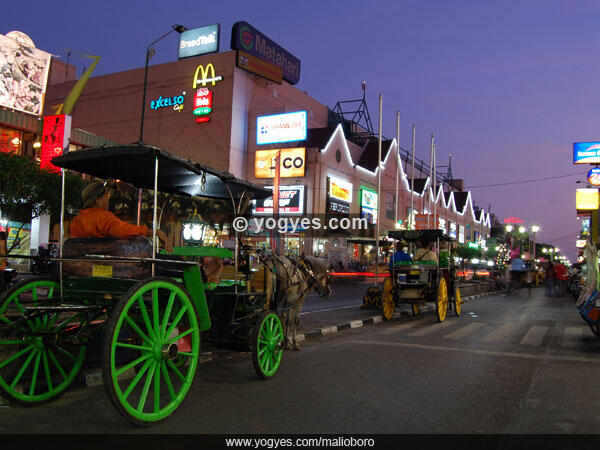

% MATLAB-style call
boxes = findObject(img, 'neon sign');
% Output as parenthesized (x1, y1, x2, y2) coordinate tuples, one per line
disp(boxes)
(40, 114, 71, 173)
(193, 63, 222, 88)
(588, 168, 600, 186)
(193, 88, 212, 116)
(150, 92, 186, 112)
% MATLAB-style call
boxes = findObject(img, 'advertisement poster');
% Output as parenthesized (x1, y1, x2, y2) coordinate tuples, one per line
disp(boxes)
(253, 185, 305, 215)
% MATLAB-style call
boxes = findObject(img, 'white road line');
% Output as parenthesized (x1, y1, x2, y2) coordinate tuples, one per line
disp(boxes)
(407, 321, 453, 337)
(380, 321, 421, 335)
(352, 340, 600, 364)
(562, 326, 585, 348)
(443, 322, 486, 339)
(482, 324, 516, 343)
(300, 305, 360, 315)
(519, 325, 549, 347)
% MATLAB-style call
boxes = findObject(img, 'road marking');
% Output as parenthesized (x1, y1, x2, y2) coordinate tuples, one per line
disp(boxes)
(482, 324, 516, 343)
(519, 325, 549, 346)
(300, 305, 360, 315)
(352, 340, 600, 364)
(443, 322, 486, 339)
(380, 321, 421, 335)
(407, 321, 453, 337)
(349, 320, 364, 329)
(562, 326, 585, 348)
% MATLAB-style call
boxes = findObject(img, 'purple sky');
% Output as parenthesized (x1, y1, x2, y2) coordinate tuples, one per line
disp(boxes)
(3, 0, 597, 260)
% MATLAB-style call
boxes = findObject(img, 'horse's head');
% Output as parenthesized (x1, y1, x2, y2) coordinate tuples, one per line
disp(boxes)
(303, 256, 332, 299)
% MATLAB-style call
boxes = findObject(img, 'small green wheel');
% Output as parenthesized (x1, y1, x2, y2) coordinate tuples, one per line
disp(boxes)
(453, 287, 462, 317)
(411, 302, 420, 316)
(436, 278, 448, 323)
(252, 311, 284, 379)
(381, 277, 395, 321)
(102, 278, 200, 426)
(0, 278, 86, 405)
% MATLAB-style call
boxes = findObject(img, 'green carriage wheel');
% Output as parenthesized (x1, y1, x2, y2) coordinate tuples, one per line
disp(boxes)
(102, 277, 200, 426)
(252, 312, 284, 380)
(0, 278, 86, 405)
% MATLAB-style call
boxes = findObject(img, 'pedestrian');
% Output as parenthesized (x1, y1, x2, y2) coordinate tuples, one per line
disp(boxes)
(553, 260, 567, 297)
(545, 261, 554, 297)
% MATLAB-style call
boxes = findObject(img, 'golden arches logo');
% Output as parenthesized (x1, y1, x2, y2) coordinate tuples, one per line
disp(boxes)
(193, 63, 223, 88)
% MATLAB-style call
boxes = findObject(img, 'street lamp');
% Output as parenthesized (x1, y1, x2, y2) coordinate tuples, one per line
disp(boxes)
(139, 24, 188, 144)
(531, 225, 539, 263)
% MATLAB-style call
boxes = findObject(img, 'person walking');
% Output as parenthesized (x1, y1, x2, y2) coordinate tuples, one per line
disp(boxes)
(545, 261, 554, 297)
(553, 260, 567, 297)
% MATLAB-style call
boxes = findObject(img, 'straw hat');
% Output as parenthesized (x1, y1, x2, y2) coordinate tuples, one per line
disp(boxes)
(81, 181, 106, 209)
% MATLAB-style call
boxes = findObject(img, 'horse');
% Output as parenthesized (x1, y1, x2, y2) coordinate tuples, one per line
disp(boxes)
(263, 254, 331, 350)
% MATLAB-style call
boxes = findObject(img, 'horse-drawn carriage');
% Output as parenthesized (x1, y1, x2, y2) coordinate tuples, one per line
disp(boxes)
(0, 144, 330, 426)
(381, 229, 461, 322)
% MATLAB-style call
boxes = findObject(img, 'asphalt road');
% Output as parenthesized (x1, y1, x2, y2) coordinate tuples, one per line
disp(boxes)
(1, 287, 598, 434)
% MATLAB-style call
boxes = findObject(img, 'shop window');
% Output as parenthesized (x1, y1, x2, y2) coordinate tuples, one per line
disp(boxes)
(0, 128, 21, 154)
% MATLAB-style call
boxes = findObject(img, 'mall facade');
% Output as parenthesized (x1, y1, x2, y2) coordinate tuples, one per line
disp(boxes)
(44, 45, 490, 264)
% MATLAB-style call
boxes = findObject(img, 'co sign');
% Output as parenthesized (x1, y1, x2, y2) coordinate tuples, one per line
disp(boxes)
(282, 156, 304, 169)
(587, 168, 600, 186)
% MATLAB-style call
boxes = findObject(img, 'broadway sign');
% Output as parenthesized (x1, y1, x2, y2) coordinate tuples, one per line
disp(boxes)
(231, 21, 301, 84)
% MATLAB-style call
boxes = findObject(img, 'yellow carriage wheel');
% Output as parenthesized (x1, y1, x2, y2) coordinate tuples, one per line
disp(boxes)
(381, 277, 395, 321)
(411, 303, 420, 316)
(436, 278, 448, 323)
(454, 287, 462, 317)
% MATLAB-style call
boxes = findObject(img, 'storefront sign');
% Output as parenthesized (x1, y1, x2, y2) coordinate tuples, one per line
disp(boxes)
(256, 111, 307, 145)
(329, 177, 352, 203)
(236, 50, 283, 84)
(193, 88, 212, 116)
(360, 189, 378, 224)
(0, 32, 51, 116)
(150, 92, 186, 111)
(253, 185, 305, 215)
(179, 24, 220, 59)
(40, 114, 71, 173)
(449, 222, 457, 239)
(574, 142, 600, 164)
(192, 63, 223, 88)
(327, 198, 350, 215)
(576, 188, 599, 210)
(231, 21, 301, 84)
(503, 217, 524, 224)
(587, 168, 600, 186)
(458, 225, 465, 244)
(255, 148, 305, 178)
(438, 217, 447, 234)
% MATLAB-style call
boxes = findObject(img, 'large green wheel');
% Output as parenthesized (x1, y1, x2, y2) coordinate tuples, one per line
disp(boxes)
(102, 278, 200, 426)
(0, 278, 86, 405)
(436, 278, 448, 323)
(381, 277, 395, 321)
(252, 312, 284, 379)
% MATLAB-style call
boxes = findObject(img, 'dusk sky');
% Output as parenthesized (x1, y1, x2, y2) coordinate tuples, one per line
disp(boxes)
(3, 0, 597, 259)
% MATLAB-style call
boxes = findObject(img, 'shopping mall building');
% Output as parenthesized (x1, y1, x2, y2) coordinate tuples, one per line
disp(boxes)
(3, 25, 491, 264)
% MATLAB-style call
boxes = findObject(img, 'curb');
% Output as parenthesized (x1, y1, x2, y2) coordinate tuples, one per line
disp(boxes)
(296, 290, 503, 343)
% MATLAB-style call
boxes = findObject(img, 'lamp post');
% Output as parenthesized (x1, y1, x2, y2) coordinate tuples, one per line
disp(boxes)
(139, 24, 187, 144)
(531, 225, 539, 264)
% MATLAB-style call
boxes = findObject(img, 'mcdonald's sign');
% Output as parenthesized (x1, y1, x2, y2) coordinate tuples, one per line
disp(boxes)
(192, 63, 223, 88)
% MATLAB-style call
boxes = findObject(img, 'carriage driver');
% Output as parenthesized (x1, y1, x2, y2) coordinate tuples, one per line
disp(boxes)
(70, 181, 171, 252)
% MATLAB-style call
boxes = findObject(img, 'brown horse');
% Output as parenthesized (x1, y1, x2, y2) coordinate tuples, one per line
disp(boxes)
(263, 255, 331, 350)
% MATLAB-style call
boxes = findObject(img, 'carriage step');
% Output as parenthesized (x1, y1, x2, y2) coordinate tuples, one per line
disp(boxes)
(24, 304, 103, 311)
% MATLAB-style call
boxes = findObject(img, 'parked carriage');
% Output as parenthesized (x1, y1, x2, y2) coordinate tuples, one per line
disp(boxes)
(0, 144, 326, 426)
(381, 229, 462, 322)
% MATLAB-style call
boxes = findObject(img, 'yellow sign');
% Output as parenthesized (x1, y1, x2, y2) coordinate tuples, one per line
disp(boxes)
(92, 264, 113, 278)
(329, 177, 352, 203)
(255, 148, 305, 178)
(193, 63, 223, 88)
(576, 188, 599, 210)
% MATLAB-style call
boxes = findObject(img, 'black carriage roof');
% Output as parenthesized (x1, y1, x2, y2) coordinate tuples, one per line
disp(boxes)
(52, 144, 271, 200)
(388, 229, 455, 243)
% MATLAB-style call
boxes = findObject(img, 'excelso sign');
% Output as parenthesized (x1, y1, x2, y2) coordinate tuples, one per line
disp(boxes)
(231, 21, 301, 84)
(257, 111, 307, 145)
(179, 24, 220, 59)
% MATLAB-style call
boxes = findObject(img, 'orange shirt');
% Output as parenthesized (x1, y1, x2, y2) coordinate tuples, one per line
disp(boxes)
(70, 208, 148, 239)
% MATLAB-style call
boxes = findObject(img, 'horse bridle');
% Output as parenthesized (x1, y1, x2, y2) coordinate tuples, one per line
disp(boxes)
(298, 256, 330, 296)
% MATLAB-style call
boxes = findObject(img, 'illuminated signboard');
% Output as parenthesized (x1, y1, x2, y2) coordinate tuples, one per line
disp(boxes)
(231, 21, 301, 84)
(588, 168, 600, 186)
(449, 222, 457, 239)
(458, 225, 465, 244)
(178, 24, 220, 59)
(256, 111, 307, 145)
(255, 148, 305, 178)
(193, 63, 223, 88)
(236, 49, 283, 84)
(0, 32, 51, 116)
(574, 142, 600, 164)
(329, 177, 352, 203)
(150, 91, 186, 112)
(252, 185, 305, 215)
(191, 63, 222, 124)
(193, 88, 212, 116)
(503, 217, 524, 224)
(438, 217, 447, 234)
(576, 239, 587, 248)
(360, 189, 378, 224)
(41, 114, 71, 173)
(576, 188, 599, 210)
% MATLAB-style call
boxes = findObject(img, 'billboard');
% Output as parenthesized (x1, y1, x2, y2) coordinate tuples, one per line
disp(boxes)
(360, 189, 378, 224)
(231, 21, 301, 84)
(329, 177, 352, 203)
(574, 142, 600, 164)
(588, 168, 600, 186)
(0, 32, 51, 116)
(252, 185, 305, 215)
(255, 148, 305, 178)
(236, 50, 283, 84)
(256, 111, 307, 145)
(576, 188, 599, 211)
(178, 24, 220, 59)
